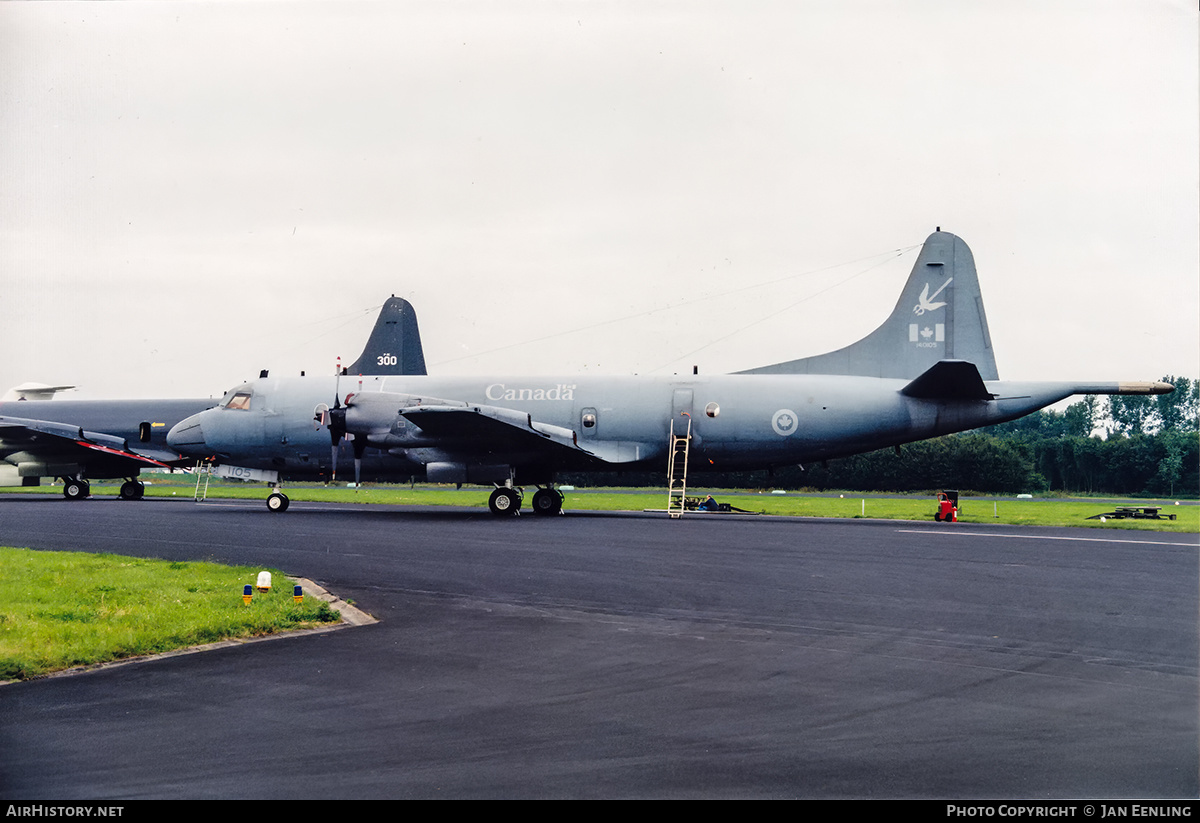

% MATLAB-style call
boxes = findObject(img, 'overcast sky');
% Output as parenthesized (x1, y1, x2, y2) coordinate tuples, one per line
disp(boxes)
(2, 0, 1196, 400)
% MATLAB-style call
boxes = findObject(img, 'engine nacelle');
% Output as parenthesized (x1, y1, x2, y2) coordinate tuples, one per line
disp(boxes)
(425, 461, 511, 485)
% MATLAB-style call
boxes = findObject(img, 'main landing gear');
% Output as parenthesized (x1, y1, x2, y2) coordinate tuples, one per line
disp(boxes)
(531, 487, 564, 516)
(119, 480, 145, 500)
(487, 485, 564, 517)
(60, 477, 90, 500)
(57, 477, 145, 501)
(488, 486, 522, 515)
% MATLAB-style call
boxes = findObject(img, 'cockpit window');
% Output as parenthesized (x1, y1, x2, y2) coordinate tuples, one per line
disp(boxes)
(219, 383, 255, 410)
(224, 392, 252, 410)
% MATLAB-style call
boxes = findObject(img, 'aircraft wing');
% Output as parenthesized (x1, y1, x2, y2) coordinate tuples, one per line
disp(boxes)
(398, 404, 586, 453)
(400, 405, 660, 465)
(0, 414, 180, 471)
(345, 393, 658, 465)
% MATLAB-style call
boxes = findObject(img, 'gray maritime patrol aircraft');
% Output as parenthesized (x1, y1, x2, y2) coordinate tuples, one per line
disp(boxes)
(0, 297, 424, 500)
(166, 231, 1172, 516)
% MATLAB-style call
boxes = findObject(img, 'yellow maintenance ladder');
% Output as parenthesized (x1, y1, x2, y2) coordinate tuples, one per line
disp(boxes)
(666, 415, 691, 518)
(193, 460, 213, 501)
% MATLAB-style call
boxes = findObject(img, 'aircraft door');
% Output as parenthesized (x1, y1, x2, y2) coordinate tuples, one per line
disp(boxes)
(264, 412, 284, 448)
(671, 389, 693, 432)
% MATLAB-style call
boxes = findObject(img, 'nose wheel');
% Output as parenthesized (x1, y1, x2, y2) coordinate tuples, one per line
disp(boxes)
(267, 491, 290, 513)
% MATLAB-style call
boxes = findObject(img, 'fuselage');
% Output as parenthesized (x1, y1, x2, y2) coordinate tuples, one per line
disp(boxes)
(166, 372, 1080, 483)
(0, 398, 214, 446)
(0, 398, 216, 479)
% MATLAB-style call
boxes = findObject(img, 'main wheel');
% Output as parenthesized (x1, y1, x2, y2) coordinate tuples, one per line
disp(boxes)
(119, 480, 145, 500)
(267, 492, 290, 513)
(488, 487, 520, 516)
(531, 488, 564, 516)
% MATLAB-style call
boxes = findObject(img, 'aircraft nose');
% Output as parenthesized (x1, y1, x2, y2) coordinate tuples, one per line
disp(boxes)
(167, 415, 207, 454)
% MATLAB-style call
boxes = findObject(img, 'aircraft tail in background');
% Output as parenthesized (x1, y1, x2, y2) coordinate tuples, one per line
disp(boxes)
(345, 296, 428, 376)
(1, 383, 76, 402)
(739, 231, 998, 381)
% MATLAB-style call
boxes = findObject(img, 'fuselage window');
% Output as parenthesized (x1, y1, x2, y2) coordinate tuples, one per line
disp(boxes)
(705, 402, 720, 418)
(582, 412, 596, 429)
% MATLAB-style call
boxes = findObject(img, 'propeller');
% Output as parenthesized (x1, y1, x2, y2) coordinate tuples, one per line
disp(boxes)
(328, 401, 347, 480)
(327, 400, 367, 487)
(313, 356, 362, 486)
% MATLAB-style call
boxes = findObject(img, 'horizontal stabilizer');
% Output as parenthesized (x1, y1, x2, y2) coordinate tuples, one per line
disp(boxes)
(1, 383, 76, 402)
(902, 360, 994, 401)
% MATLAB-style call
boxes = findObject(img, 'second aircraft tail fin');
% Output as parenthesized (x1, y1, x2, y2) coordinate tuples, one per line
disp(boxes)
(345, 296, 428, 376)
(738, 231, 999, 380)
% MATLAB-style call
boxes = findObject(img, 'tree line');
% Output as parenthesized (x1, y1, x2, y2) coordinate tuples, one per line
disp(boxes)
(561, 376, 1199, 497)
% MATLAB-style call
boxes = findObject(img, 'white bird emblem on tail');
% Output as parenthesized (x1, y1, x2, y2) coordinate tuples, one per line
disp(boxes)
(914, 278, 953, 315)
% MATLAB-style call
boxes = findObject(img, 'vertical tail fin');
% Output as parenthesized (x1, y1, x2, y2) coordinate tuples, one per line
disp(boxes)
(345, 296, 428, 376)
(738, 231, 998, 380)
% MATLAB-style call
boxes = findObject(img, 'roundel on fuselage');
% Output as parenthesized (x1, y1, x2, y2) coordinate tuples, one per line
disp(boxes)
(771, 409, 798, 437)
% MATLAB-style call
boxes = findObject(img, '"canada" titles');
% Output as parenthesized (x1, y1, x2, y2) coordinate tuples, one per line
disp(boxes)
(485, 383, 576, 402)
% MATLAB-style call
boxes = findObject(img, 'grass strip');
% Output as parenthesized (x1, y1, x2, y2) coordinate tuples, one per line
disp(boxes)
(0, 547, 340, 681)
